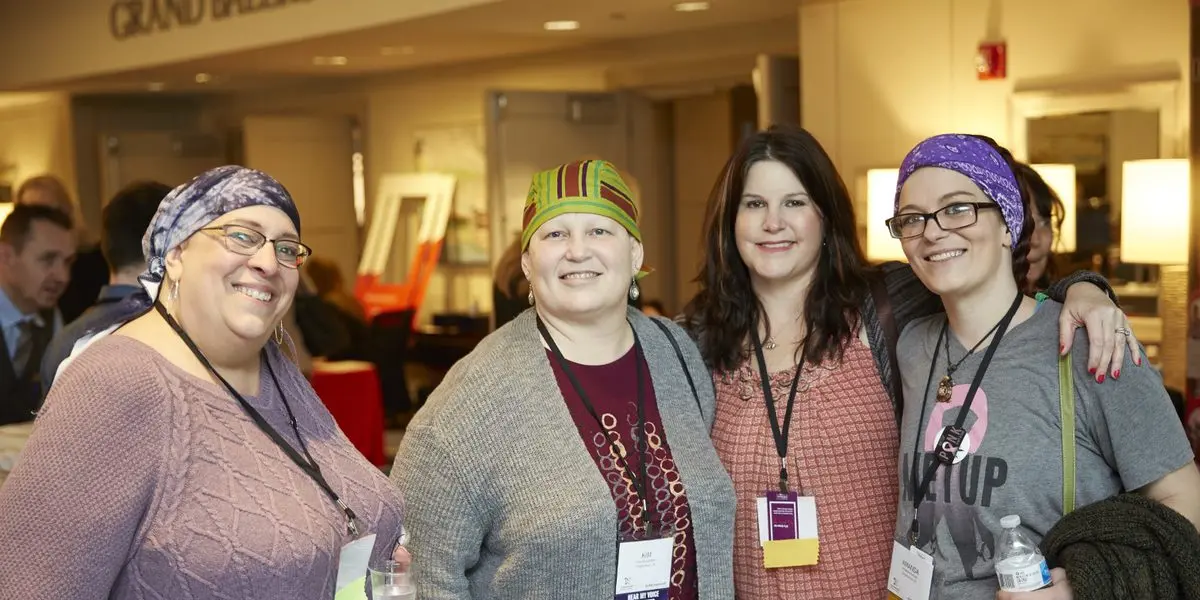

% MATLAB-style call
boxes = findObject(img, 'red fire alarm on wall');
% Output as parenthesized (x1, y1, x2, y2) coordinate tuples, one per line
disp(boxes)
(976, 42, 1007, 80)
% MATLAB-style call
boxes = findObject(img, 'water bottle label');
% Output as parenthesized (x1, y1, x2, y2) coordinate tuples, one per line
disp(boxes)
(995, 558, 1052, 592)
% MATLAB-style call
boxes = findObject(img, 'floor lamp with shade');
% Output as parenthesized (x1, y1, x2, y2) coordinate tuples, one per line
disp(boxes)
(1121, 158, 1190, 391)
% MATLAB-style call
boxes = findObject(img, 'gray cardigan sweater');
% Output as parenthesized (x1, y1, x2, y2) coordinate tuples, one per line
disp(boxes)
(391, 308, 736, 599)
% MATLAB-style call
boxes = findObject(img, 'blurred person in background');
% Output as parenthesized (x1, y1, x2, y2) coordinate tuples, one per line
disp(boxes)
(491, 235, 529, 330)
(40, 180, 171, 397)
(16, 175, 107, 324)
(0, 204, 74, 425)
(1014, 163, 1066, 293)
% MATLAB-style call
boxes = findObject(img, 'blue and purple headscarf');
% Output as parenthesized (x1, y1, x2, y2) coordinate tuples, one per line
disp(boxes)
(894, 134, 1024, 247)
(76, 165, 301, 342)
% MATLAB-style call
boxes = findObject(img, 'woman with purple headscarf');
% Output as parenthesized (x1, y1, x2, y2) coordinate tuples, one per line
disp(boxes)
(0, 166, 406, 599)
(887, 135, 1200, 600)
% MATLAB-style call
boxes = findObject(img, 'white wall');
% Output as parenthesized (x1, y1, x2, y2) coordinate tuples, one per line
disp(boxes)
(800, 0, 1189, 217)
(673, 91, 734, 304)
(0, 93, 76, 209)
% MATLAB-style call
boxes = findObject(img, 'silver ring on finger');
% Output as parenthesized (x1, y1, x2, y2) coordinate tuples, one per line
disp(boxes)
(1115, 326, 1132, 337)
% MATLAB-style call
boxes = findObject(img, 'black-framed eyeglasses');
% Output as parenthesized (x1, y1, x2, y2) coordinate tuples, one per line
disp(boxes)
(199, 224, 312, 268)
(885, 202, 999, 240)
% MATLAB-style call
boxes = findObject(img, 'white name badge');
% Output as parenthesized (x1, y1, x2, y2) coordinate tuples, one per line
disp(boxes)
(614, 537, 673, 600)
(334, 534, 377, 600)
(886, 541, 933, 600)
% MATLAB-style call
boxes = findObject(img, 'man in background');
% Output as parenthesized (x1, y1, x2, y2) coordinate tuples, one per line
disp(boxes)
(40, 180, 170, 399)
(0, 204, 74, 425)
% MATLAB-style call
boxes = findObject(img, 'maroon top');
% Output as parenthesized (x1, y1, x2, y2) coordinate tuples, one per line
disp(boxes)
(548, 346, 698, 600)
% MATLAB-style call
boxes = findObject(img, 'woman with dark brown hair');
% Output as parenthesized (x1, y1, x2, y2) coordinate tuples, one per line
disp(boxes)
(679, 125, 1136, 598)
(1013, 162, 1067, 293)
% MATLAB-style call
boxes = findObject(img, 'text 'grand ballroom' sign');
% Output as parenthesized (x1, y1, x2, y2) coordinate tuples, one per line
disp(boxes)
(110, 0, 314, 40)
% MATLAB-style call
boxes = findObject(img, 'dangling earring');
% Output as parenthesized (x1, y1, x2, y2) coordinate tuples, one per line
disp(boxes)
(527, 284, 535, 306)
(274, 322, 284, 345)
(169, 280, 179, 303)
(628, 278, 640, 302)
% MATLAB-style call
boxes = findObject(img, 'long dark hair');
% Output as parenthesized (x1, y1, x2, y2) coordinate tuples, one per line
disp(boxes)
(1013, 162, 1063, 289)
(966, 135, 1035, 291)
(681, 125, 869, 373)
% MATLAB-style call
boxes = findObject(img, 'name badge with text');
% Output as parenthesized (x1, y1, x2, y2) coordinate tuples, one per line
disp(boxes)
(614, 537, 673, 600)
(756, 491, 819, 568)
(886, 541, 933, 600)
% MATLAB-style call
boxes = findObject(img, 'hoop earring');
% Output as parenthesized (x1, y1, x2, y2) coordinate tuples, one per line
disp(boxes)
(628, 278, 640, 302)
(169, 280, 179, 303)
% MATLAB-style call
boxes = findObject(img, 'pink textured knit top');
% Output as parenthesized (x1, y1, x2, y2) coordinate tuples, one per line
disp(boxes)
(710, 338, 898, 599)
(0, 335, 405, 599)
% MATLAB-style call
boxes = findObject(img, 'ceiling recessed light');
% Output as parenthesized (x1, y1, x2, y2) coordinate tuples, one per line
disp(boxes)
(543, 20, 579, 31)
(381, 46, 415, 56)
(147, 82, 166, 92)
(194, 73, 212, 83)
(673, 1, 710, 11)
(313, 56, 348, 66)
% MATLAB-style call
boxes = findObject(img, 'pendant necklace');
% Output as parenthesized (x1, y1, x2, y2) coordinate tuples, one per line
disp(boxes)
(937, 318, 1005, 402)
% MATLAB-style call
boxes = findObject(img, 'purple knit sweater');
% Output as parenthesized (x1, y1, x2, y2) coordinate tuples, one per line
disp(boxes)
(0, 335, 404, 599)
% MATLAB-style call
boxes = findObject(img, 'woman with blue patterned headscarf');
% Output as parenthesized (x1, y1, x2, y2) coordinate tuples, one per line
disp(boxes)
(0, 166, 407, 600)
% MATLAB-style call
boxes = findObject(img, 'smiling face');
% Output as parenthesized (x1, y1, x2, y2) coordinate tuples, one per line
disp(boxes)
(733, 159, 824, 291)
(165, 205, 300, 344)
(521, 212, 643, 322)
(896, 167, 1012, 299)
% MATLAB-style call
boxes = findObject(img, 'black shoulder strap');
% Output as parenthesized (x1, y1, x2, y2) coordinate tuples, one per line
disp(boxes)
(650, 318, 704, 420)
(868, 271, 904, 427)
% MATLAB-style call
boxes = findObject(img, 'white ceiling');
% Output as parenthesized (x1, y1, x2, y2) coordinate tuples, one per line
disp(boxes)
(48, 0, 801, 93)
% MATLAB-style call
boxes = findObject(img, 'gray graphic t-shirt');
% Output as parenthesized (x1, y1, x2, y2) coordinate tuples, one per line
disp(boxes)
(894, 300, 1193, 600)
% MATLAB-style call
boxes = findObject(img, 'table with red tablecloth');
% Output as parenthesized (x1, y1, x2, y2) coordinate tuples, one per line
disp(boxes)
(310, 360, 386, 467)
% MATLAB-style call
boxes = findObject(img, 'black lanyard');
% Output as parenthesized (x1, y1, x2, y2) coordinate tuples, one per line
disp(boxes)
(908, 291, 1023, 544)
(749, 329, 804, 493)
(536, 315, 657, 537)
(154, 302, 361, 537)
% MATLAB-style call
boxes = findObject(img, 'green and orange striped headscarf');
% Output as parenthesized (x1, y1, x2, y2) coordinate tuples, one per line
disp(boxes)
(521, 159, 641, 251)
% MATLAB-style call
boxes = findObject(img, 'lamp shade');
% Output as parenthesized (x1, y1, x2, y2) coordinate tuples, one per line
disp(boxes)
(865, 168, 906, 262)
(1120, 158, 1189, 265)
(0, 203, 11, 226)
(1030, 164, 1077, 253)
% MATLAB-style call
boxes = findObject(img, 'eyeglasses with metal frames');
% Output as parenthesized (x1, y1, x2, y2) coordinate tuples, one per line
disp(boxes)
(199, 224, 312, 268)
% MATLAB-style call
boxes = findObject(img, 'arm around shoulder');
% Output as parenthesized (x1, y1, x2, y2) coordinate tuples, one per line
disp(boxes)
(0, 347, 172, 597)
(391, 423, 486, 600)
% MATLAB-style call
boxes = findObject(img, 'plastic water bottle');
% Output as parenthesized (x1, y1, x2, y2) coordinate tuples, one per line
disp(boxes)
(994, 515, 1052, 592)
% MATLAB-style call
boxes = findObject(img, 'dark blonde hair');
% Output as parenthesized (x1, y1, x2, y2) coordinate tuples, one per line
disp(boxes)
(493, 235, 529, 299)
(16, 174, 88, 242)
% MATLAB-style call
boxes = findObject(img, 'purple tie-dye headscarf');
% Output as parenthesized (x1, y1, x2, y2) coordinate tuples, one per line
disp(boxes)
(894, 134, 1024, 247)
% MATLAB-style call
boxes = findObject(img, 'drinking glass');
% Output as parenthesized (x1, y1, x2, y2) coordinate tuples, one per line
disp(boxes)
(369, 560, 414, 600)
